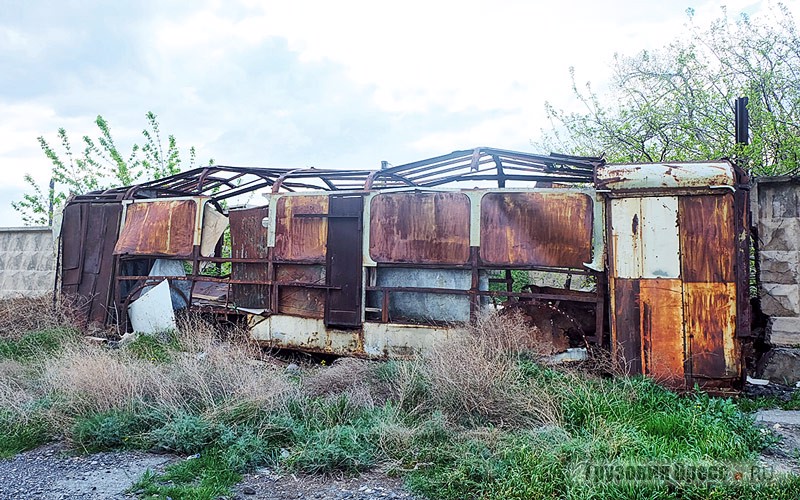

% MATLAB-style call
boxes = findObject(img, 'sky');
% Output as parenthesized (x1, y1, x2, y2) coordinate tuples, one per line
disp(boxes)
(0, 0, 790, 225)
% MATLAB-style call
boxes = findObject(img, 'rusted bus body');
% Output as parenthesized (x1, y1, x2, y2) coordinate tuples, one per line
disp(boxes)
(598, 161, 750, 389)
(56, 148, 750, 390)
(249, 186, 605, 356)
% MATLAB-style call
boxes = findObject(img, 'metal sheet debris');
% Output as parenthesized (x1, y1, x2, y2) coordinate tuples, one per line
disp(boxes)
(128, 279, 176, 333)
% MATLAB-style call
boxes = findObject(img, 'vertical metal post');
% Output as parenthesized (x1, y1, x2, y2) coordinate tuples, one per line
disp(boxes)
(735, 97, 749, 146)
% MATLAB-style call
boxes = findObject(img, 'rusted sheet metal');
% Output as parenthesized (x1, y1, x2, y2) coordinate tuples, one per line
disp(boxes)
(61, 201, 123, 327)
(325, 194, 364, 327)
(276, 265, 325, 318)
(276, 264, 326, 283)
(610, 197, 680, 279)
(612, 278, 642, 374)
(230, 207, 269, 309)
(684, 282, 739, 380)
(679, 195, 735, 283)
(114, 200, 196, 257)
(596, 161, 735, 191)
(369, 192, 470, 264)
(479, 192, 592, 268)
(273, 195, 328, 262)
(279, 287, 325, 318)
(640, 279, 685, 383)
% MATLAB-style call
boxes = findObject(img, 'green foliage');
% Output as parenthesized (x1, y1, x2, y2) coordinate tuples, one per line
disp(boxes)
(488, 270, 532, 301)
(0, 409, 51, 459)
(737, 392, 800, 412)
(130, 451, 241, 500)
(124, 331, 179, 363)
(151, 413, 218, 455)
(1, 326, 795, 499)
(0, 328, 76, 362)
(72, 409, 153, 452)
(14, 112, 209, 226)
(541, 3, 800, 176)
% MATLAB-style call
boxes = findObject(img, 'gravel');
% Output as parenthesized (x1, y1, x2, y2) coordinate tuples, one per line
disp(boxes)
(0, 442, 174, 500)
(234, 469, 420, 500)
(0, 443, 421, 500)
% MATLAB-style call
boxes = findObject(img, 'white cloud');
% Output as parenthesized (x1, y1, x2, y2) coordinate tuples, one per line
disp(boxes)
(0, 0, 794, 227)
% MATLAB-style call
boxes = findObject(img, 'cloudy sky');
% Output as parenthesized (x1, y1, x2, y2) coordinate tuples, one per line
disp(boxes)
(0, 0, 788, 225)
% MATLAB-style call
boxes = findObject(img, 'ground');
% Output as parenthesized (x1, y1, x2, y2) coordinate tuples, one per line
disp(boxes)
(0, 442, 419, 500)
(2, 408, 799, 500)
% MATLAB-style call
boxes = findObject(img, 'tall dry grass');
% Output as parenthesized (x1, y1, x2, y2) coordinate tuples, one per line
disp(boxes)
(0, 296, 78, 339)
(393, 310, 563, 428)
(11, 314, 296, 437)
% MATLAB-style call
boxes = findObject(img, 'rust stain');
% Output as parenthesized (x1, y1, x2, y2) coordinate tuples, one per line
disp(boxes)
(480, 192, 592, 267)
(276, 265, 326, 318)
(612, 278, 642, 374)
(369, 192, 470, 264)
(679, 195, 735, 282)
(684, 282, 738, 380)
(230, 207, 270, 308)
(274, 196, 328, 262)
(113, 200, 196, 257)
(639, 279, 685, 383)
(279, 287, 326, 318)
(275, 264, 326, 283)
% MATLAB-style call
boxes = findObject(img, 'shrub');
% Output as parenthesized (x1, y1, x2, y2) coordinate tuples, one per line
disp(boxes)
(72, 409, 152, 452)
(151, 413, 218, 455)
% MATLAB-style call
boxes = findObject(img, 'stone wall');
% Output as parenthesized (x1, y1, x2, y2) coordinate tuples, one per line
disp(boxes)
(755, 178, 800, 347)
(0, 227, 55, 299)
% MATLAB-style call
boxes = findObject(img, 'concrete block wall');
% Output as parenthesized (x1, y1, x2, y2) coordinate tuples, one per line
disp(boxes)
(755, 179, 800, 347)
(0, 227, 55, 299)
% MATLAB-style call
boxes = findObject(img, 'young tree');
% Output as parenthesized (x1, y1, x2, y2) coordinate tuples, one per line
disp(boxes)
(13, 112, 202, 225)
(540, 2, 800, 176)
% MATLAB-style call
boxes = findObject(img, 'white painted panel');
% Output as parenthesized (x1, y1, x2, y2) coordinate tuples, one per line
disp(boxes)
(128, 279, 176, 333)
(610, 198, 642, 278)
(596, 161, 735, 190)
(640, 196, 681, 278)
(611, 196, 681, 279)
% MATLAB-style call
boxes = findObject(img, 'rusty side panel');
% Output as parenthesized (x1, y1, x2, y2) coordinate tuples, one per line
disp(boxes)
(113, 200, 196, 257)
(679, 195, 735, 283)
(480, 192, 592, 268)
(612, 278, 642, 374)
(684, 282, 739, 380)
(276, 265, 325, 318)
(61, 202, 123, 327)
(61, 203, 86, 289)
(278, 287, 325, 318)
(230, 207, 269, 309)
(369, 192, 470, 264)
(274, 196, 328, 262)
(640, 279, 685, 383)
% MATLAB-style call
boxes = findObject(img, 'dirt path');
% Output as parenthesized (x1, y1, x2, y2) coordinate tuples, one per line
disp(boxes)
(756, 409, 800, 475)
(0, 442, 419, 500)
(0, 442, 174, 499)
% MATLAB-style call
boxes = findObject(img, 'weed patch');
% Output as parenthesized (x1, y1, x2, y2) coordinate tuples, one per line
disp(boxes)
(0, 310, 797, 499)
(0, 328, 76, 362)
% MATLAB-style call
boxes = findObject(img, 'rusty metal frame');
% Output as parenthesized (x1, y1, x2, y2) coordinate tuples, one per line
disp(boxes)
(64, 148, 608, 337)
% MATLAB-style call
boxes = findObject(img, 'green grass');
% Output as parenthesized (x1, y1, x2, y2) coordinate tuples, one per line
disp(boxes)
(46, 367, 800, 499)
(124, 331, 180, 363)
(72, 409, 155, 453)
(736, 392, 800, 412)
(0, 409, 51, 459)
(0, 328, 76, 362)
(1, 324, 797, 500)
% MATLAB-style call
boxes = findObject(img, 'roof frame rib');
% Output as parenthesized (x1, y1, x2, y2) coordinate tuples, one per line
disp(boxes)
(69, 148, 605, 203)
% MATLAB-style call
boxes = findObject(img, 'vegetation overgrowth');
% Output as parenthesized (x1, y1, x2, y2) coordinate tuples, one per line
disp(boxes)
(0, 298, 797, 499)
